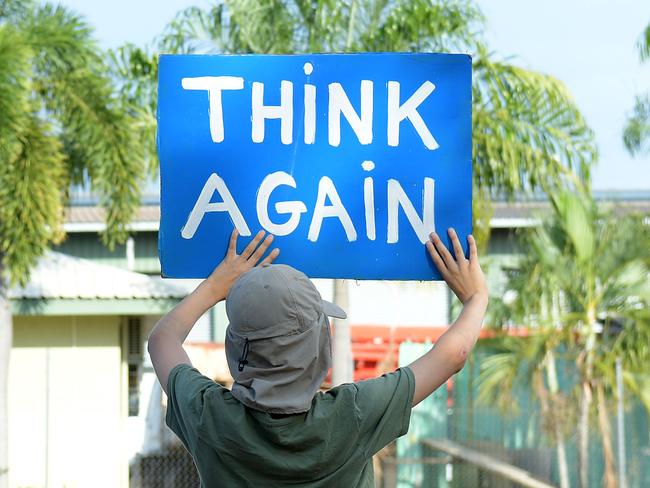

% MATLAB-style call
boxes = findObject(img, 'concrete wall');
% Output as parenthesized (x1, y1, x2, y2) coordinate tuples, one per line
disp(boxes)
(9, 315, 127, 488)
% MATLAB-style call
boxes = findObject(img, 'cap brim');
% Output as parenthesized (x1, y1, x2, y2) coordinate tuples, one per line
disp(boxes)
(322, 300, 347, 319)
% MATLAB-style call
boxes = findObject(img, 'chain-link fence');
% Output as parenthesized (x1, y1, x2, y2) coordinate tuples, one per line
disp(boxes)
(391, 342, 650, 488)
(131, 446, 200, 488)
(378, 451, 553, 488)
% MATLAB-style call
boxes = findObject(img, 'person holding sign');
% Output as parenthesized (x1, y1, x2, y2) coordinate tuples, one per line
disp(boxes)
(147, 227, 487, 487)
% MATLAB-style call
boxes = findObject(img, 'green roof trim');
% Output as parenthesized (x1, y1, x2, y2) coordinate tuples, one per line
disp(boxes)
(12, 298, 181, 316)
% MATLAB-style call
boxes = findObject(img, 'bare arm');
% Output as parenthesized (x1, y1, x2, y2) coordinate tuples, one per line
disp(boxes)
(148, 229, 279, 394)
(408, 229, 488, 406)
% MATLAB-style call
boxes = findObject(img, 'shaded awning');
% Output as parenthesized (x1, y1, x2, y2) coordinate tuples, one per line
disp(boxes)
(10, 251, 193, 316)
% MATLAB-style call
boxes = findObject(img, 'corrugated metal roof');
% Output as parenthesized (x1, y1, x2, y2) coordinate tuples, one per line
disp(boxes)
(10, 251, 191, 300)
(65, 205, 160, 224)
(491, 199, 650, 219)
(63, 196, 650, 232)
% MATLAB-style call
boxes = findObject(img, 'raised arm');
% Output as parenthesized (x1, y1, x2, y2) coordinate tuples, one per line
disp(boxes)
(408, 229, 488, 406)
(148, 229, 279, 394)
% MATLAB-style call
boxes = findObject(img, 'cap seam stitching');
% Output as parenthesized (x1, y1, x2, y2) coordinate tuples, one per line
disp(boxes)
(276, 267, 304, 330)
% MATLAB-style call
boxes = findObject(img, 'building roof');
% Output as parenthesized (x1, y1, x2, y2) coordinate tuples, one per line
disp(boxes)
(64, 206, 160, 232)
(64, 190, 650, 232)
(490, 197, 650, 228)
(10, 251, 191, 300)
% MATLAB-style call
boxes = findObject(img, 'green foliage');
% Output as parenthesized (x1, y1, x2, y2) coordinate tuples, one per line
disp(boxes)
(471, 185, 493, 254)
(0, 24, 30, 159)
(476, 338, 529, 410)
(489, 188, 650, 413)
(351, 0, 482, 52)
(111, 0, 597, 209)
(156, 0, 482, 54)
(477, 333, 561, 406)
(623, 95, 650, 156)
(507, 192, 649, 326)
(0, 113, 67, 284)
(108, 44, 159, 175)
(0, 1, 145, 285)
(481, 189, 650, 474)
(549, 190, 595, 264)
(473, 55, 595, 196)
(623, 22, 650, 156)
(0, 0, 32, 21)
(639, 21, 650, 62)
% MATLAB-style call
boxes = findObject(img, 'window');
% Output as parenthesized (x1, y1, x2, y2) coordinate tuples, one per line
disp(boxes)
(127, 317, 143, 417)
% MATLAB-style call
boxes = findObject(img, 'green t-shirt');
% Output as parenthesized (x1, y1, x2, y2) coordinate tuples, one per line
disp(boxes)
(166, 363, 415, 487)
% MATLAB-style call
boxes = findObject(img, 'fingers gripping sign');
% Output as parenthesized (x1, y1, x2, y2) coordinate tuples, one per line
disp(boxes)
(425, 228, 487, 304)
(204, 229, 281, 300)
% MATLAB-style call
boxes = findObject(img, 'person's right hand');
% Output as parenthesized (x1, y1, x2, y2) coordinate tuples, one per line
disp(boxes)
(426, 228, 487, 304)
(203, 229, 280, 302)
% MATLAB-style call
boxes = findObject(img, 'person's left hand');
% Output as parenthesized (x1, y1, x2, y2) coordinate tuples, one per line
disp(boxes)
(203, 229, 280, 301)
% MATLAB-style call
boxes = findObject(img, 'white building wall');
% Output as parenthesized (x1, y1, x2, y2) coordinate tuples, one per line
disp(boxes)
(314, 279, 450, 327)
(9, 316, 125, 488)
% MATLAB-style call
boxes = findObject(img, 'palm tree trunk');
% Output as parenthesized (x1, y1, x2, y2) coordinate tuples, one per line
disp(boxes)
(0, 257, 11, 488)
(596, 383, 617, 488)
(546, 350, 570, 488)
(579, 306, 597, 488)
(331, 279, 352, 386)
(579, 380, 592, 488)
(555, 426, 571, 488)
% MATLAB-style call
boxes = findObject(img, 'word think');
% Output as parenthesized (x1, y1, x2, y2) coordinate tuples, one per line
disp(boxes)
(182, 63, 439, 149)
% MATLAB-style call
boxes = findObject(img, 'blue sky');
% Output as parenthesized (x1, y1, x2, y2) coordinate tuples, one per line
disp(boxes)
(58, 0, 650, 191)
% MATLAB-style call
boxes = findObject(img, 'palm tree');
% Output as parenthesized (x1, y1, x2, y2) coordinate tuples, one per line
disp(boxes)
(109, 42, 159, 176)
(0, 2, 145, 486)
(483, 188, 650, 488)
(623, 22, 650, 156)
(477, 332, 574, 488)
(125, 0, 597, 200)
(110, 0, 597, 384)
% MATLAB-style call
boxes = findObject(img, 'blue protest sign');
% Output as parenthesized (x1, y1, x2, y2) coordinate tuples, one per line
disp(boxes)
(158, 53, 472, 280)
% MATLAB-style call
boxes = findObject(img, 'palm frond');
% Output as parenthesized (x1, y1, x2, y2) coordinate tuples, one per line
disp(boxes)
(354, 0, 483, 52)
(109, 43, 158, 103)
(0, 0, 33, 21)
(226, 0, 296, 53)
(292, 0, 351, 52)
(107, 44, 159, 174)
(20, 3, 97, 68)
(157, 5, 226, 54)
(22, 3, 145, 247)
(623, 94, 650, 156)
(0, 111, 67, 286)
(639, 21, 650, 62)
(473, 55, 596, 196)
(0, 24, 30, 151)
(609, 310, 650, 374)
(476, 349, 520, 408)
(476, 334, 552, 410)
(549, 190, 595, 264)
(623, 370, 650, 415)
(159, 1, 296, 54)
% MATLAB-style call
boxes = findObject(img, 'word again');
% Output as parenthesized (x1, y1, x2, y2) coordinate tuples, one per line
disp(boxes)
(181, 168, 436, 244)
(182, 63, 439, 150)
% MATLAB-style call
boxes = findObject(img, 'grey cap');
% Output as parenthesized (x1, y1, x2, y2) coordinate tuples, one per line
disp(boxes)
(224, 264, 346, 414)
